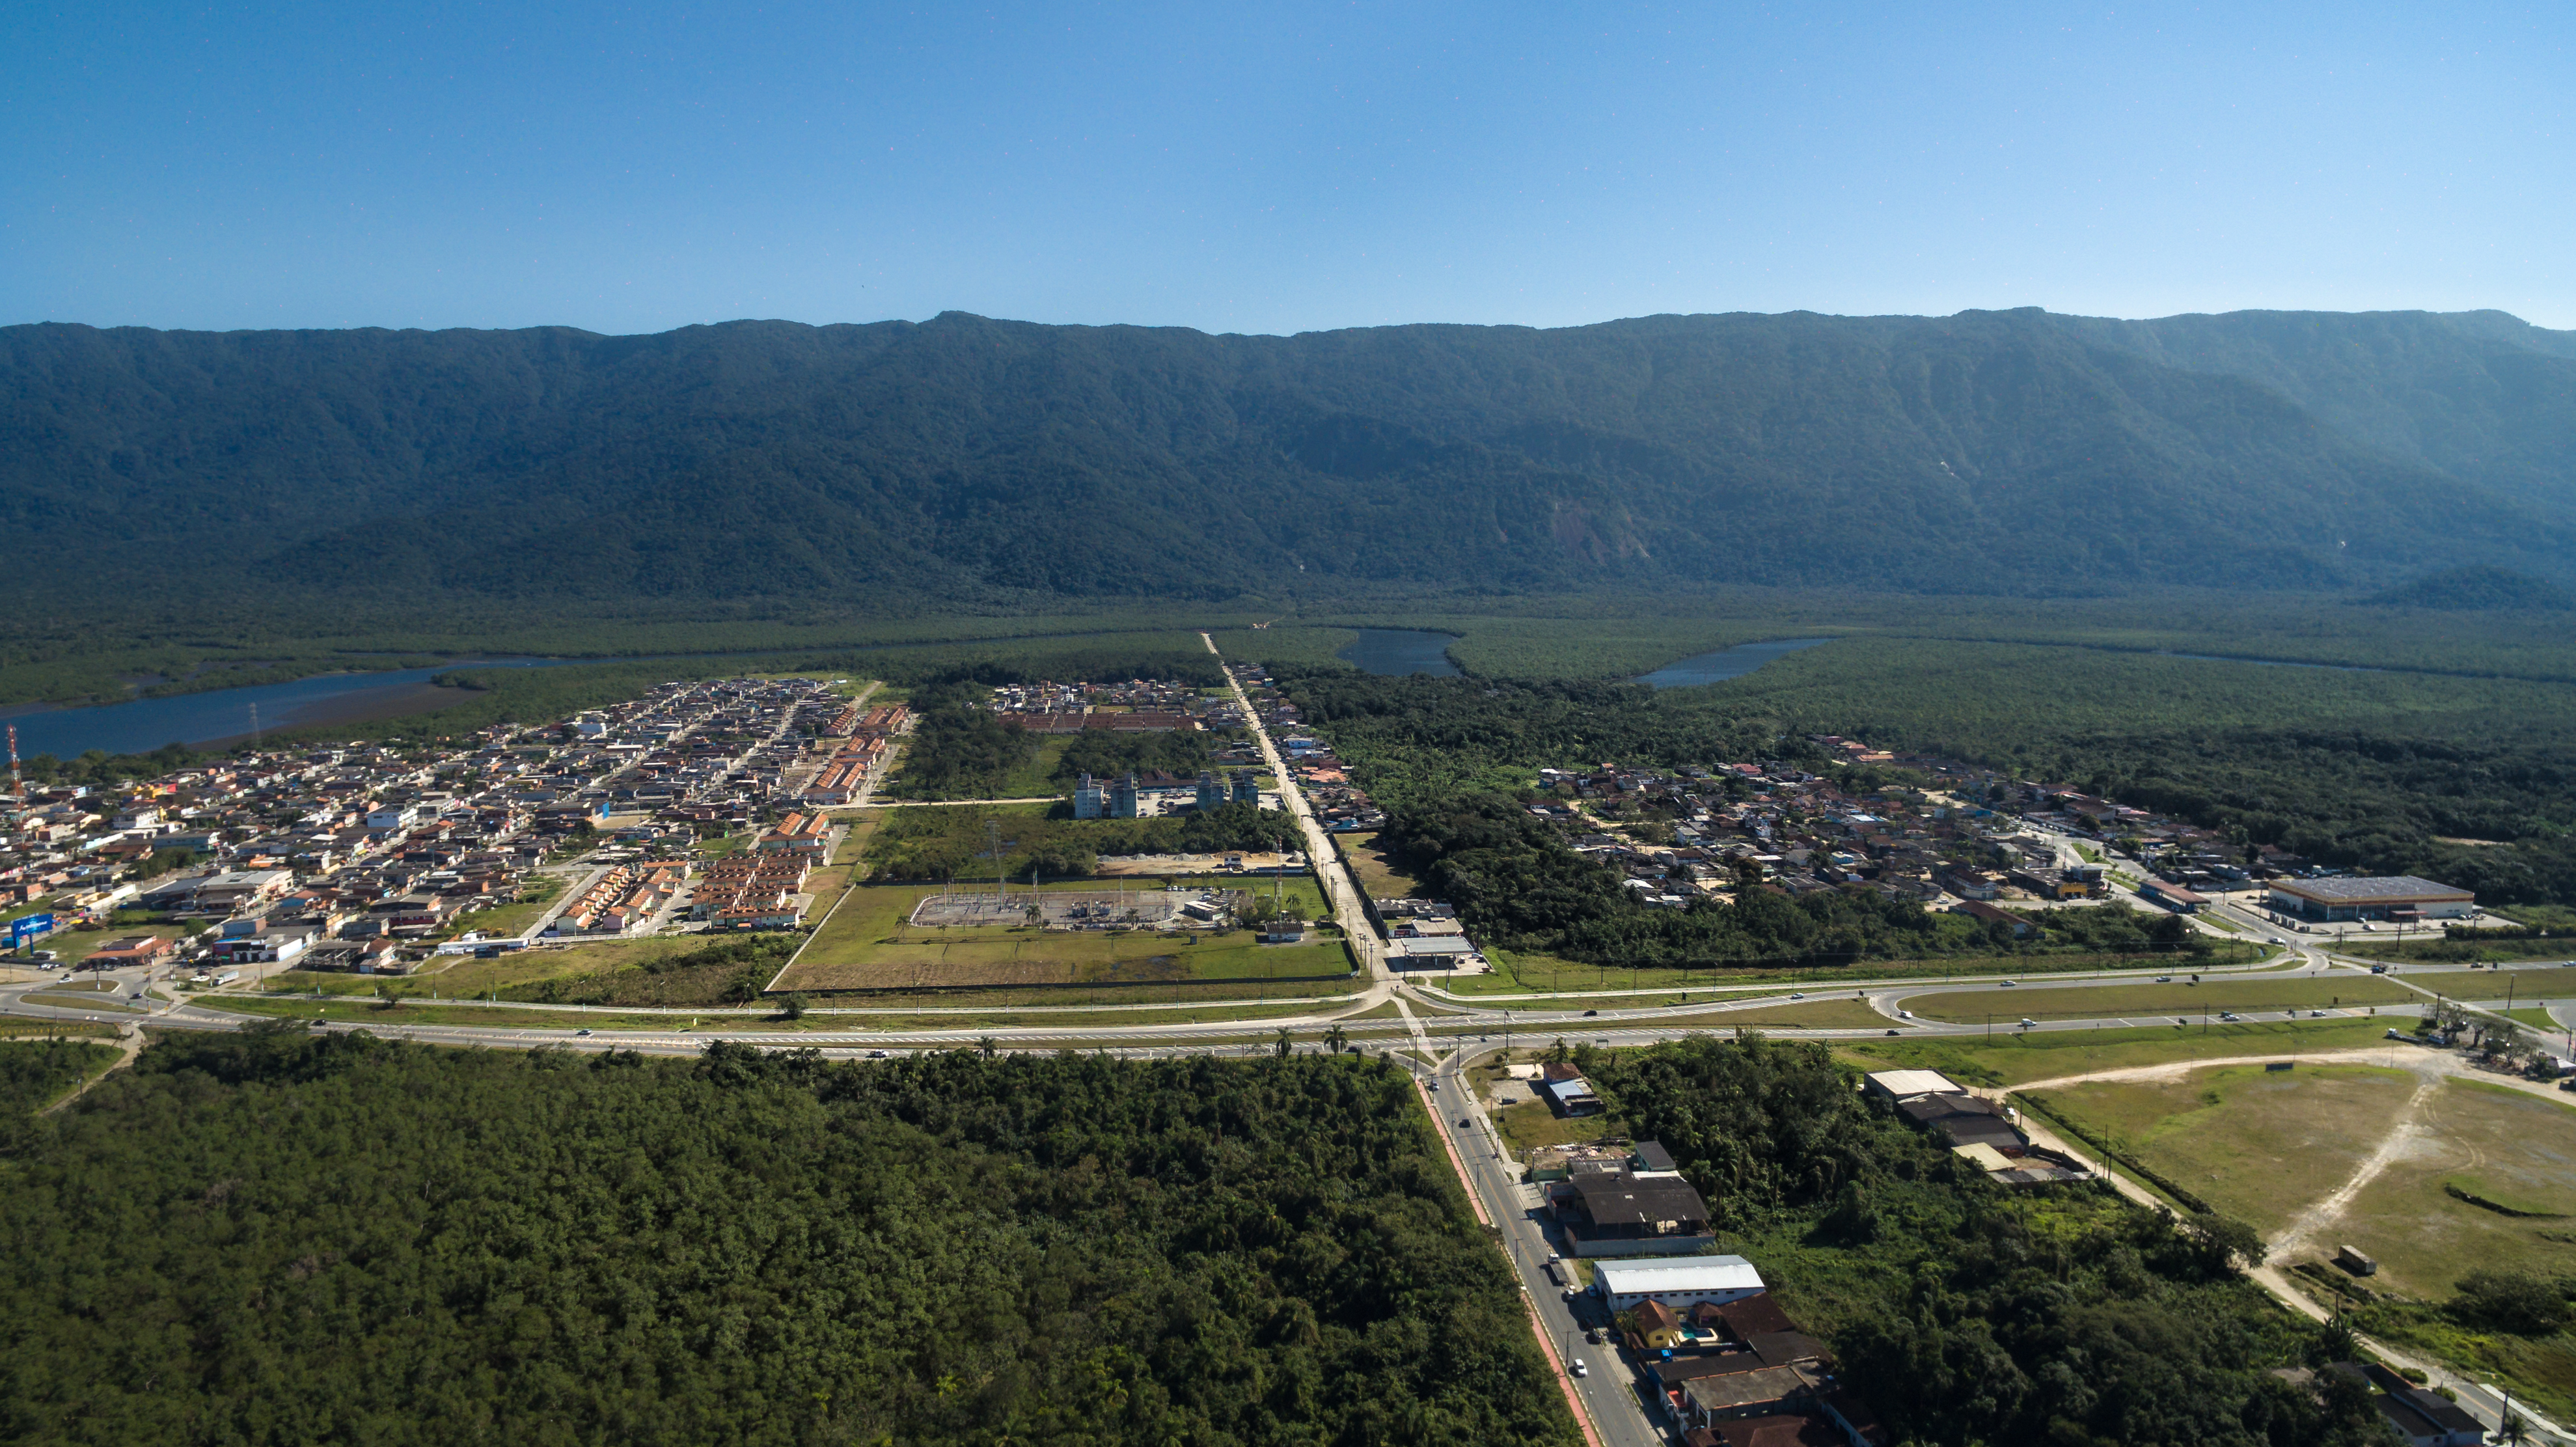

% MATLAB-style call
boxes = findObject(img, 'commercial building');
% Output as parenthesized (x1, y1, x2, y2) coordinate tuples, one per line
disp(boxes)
(1073, 773, 1105, 820)
(1552, 1169, 1717, 1257)
(2267, 875, 2474, 922)
(1593, 1254, 1768, 1314)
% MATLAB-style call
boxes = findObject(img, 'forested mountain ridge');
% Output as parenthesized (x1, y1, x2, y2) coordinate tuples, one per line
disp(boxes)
(6, 307, 2572, 611)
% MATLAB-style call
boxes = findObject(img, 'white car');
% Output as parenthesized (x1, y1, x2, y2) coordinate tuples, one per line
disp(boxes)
(1571, 1359, 1589, 1377)
(1897, 1009, 1913, 1019)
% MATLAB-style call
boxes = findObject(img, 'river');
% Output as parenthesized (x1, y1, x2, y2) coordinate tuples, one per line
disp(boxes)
(1633, 637, 1837, 688)
(1, 657, 644, 760)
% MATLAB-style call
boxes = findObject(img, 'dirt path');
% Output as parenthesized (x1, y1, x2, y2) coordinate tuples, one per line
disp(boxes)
(2007, 1042, 2576, 1443)
(39, 1025, 147, 1116)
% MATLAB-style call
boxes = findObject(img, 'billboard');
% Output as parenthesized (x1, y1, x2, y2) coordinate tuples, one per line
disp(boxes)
(8, 913, 55, 944)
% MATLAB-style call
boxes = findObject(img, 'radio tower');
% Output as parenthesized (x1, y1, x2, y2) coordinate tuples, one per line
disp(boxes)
(6, 723, 20, 795)
(248, 702, 262, 750)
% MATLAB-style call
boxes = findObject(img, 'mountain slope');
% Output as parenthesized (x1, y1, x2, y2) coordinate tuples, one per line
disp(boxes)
(3, 307, 2569, 611)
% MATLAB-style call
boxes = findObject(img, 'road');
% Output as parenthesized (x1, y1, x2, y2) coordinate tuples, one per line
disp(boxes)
(1208, 633, 1385, 980)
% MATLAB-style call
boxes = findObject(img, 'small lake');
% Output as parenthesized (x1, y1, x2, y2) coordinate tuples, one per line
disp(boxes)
(2, 657, 645, 760)
(1634, 637, 1836, 689)
(1337, 630, 1462, 678)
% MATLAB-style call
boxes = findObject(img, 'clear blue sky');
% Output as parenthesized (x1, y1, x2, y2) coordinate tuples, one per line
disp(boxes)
(6, 2, 2569, 335)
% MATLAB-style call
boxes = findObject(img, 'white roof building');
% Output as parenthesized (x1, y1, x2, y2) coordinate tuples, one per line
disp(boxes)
(1863, 1069, 1962, 1103)
(1591, 1254, 1766, 1312)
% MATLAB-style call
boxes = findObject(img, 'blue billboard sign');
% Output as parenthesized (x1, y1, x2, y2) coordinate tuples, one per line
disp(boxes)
(8, 913, 55, 944)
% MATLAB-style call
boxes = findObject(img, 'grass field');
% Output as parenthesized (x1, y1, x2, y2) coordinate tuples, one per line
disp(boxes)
(1896, 975, 2418, 1024)
(1450, 946, 2254, 997)
(1339, 833, 1423, 901)
(2422, 965, 2576, 1001)
(1493, 1097, 1624, 1156)
(459, 874, 566, 937)
(2307, 1077, 2576, 1422)
(2030, 1064, 2418, 1231)
(0, 1019, 120, 1040)
(774, 877, 1352, 993)
(266, 937, 701, 999)
(1833, 1017, 2402, 1088)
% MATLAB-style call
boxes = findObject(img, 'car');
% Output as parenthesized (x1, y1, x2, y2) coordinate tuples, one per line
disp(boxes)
(1585, 1327, 1602, 1344)
(1885, 1028, 1901, 1036)
(1581, 1009, 1598, 1017)
(2561, 1079, 2576, 1093)
(2369, 964, 2388, 974)
(2309, 1009, 2329, 1017)
(2270, 936, 2289, 945)
(2019, 1017, 2037, 1028)
(1571, 1359, 1589, 1378)
(1897, 1008, 1913, 1019)
(867, 1049, 888, 1058)
(2219, 1012, 2242, 1022)
(573, 1027, 593, 1036)
(2156, 975, 2173, 984)
(1788, 991, 1805, 1000)
(2001, 979, 2018, 987)
(1458, 1118, 1471, 1127)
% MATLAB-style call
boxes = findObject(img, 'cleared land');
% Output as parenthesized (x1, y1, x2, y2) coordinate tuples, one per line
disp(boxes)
(2030, 1064, 2419, 1231)
(2333, 1079, 2576, 1299)
(774, 877, 1351, 993)
(1339, 833, 1423, 900)
(1898, 974, 2417, 1024)
(1835, 1017, 2402, 1088)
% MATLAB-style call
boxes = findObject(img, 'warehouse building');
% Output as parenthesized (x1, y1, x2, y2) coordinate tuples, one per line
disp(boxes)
(2266, 875, 2474, 923)
(1592, 1254, 1768, 1314)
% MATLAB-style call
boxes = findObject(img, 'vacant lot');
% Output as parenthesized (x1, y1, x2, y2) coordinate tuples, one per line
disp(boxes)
(1447, 946, 2251, 998)
(2425, 965, 2576, 1001)
(1339, 833, 1424, 901)
(2033, 1064, 2418, 1230)
(1835, 1016, 2401, 1088)
(1897, 974, 2416, 1024)
(2334, 1079, 2576, 1299)
(774, 877, 1350, 993)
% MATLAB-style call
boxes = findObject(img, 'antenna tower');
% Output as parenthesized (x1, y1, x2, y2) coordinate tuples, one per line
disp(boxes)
(6, 724, 19, 795)
(248, 702, 263, 750)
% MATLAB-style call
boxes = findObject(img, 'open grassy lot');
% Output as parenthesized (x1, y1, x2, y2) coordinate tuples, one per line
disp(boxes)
(2317, 1079, 2576, 1421)
(1494, 1097, 1623, 1156)
(1896, 974, 2417, 1023)
(0, 1019, 120, 1041)
(1835, 1016, 2402, 1088)
(832, 812, 884, 866)
(775, 877, 1351, 993)
(1449, 945, 2258, 998)
(1338, 832, 1423, 901)
(457, 874, 566, 937)
(2029, 1064, 2418, 1230)
(35, 922, 194, 966)
(2422, 964, 2576, 1000)
(266, 937, 700, 999)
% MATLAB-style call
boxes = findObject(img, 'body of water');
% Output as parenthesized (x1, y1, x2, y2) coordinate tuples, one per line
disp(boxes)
(2, 657, 642, 760)
(1336, 629, 1462, 677)
(1634, 637, 1837, 688)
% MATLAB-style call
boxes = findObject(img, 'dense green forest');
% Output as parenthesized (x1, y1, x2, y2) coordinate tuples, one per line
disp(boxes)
(864, 803, 1302, 882)
(0, 1027, 1574, 1447)
(1590, 1034, 2385, 1447)
(8, 309, 2574, 630)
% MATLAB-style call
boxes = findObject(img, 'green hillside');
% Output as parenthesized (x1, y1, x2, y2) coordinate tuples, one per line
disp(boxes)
(5, 308, 2573, 618)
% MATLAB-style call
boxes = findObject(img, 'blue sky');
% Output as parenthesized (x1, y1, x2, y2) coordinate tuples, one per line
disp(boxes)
(5, 2, 2568, 335)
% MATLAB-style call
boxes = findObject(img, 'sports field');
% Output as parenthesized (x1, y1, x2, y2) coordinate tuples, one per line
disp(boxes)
(773, 877, 1352, 992)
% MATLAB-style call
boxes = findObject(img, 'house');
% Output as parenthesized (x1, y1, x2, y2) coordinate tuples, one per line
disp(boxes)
(2372, 1388, 2484, 1447)
(86, 935, 174, 967)
(1953, 899, 2033, 936)
(1541, 1072, 1604, 1116)
(1632, 1299, 1688, 1351)
(1861, 1069, 1962, 1105)
(1554, 1170, 1718, 1257)
(1675, 1364, 1822, 1430)
(1894, 1092, 2026, 1154)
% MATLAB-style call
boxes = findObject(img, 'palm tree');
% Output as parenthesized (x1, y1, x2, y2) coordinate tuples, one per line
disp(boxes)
(978, 1035, 997, 1060)
(1274, 1027, 1293, 1059)
(1324, 1024, 1349, 1054)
